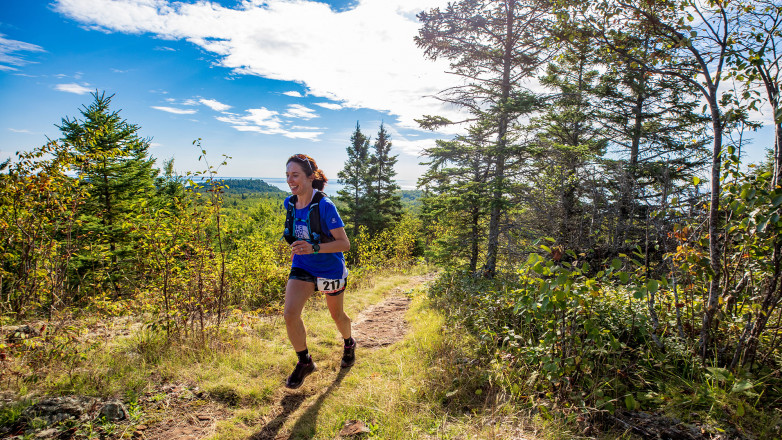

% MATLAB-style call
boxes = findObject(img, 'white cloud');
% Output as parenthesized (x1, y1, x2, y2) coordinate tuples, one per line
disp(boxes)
(283, 104, 318, 120)
(283, 131, 323, 140)
(0, 34, 45, 71)
(394, 137, 436, 155)
(200, 98, 231, 112)
(55, 83, 92, 94)
(8, 128, 32, 134)
(291, 125, 323, 130)
(52, 0, 459, 131)
(152, 106, 197, 114)
(216, 107, 324, 140)
(218, 107, 283, 132)
(283, 91, 303, 97)
(314, 102, 342, 110)
(181, 98, 199, 106)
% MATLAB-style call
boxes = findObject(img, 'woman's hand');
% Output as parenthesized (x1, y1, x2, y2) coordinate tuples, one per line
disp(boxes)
(290, 228, 350, 257)
(290, 240, 313, 255)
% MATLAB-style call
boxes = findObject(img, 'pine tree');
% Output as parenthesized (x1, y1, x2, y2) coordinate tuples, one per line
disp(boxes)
(58, 91, 157, 294)
(419, 122, 494, 272)
(416, 0, 552, 277)
(366, 123, 402, 234)
(337, 122, 373, 237)
(530, 36, 607, 251)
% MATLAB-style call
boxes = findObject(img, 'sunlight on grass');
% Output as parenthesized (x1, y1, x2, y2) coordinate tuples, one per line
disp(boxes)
(3, 267, 552, 440)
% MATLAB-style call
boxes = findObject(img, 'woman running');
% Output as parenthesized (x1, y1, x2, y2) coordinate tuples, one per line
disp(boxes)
(282, 154, 355, 389)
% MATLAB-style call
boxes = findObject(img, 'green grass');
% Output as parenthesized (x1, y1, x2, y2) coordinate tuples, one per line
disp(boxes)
(1, 265, 557, 439)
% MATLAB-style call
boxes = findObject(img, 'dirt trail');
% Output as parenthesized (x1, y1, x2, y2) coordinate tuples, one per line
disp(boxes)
(351, 273, 436, 349)
(248, 273, 437, 440)
(141, 273, 437, 440)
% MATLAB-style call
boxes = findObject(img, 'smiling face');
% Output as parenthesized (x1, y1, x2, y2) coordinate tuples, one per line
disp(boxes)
(286, 161, 314, 197)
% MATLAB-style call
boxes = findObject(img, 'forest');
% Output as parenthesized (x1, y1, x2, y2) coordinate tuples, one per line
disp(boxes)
(2, 0, 782, 439)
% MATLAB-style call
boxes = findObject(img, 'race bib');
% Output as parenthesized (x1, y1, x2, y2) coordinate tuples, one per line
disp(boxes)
(317, 277, 347, 294)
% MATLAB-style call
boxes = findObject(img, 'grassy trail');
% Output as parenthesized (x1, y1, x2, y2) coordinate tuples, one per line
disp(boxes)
(243, 271, 439, 440)
(192, 268, 537, 440)
(4, 268, 542, 439)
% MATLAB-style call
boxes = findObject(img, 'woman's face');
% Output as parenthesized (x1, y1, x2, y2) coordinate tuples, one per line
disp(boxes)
(286, 161, 314, 197)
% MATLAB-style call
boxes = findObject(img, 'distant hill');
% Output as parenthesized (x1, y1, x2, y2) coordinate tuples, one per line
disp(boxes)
(399, 189, 423, 210)
(201, 178, 286, 195)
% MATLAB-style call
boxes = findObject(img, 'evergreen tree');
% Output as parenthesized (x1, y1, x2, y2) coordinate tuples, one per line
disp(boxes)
(582, 0, 740, 358)
(594, 37, 709, 255)
(419, 122, 494, 272)
(337, 122, 373, 237)
(366, 123, 402, 234)
(531, 36, 607, 252)
(416, 0, 553, 277)
(58, 91, 157, 294)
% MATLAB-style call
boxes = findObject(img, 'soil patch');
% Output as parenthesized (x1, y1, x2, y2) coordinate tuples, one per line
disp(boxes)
(352, 273, 436, 349)
(138, 399, 230, 440)
(352, 296, 411, 349)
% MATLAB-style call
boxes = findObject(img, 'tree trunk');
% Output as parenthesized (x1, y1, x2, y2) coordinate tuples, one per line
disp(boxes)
(741, 240, 782, 368)
(470, 207, 480, 273)
(699, 98, 724, 359)
(774, 116, 782, 189)
(482, 0, 515, 278)
(617, 84, 644, 250)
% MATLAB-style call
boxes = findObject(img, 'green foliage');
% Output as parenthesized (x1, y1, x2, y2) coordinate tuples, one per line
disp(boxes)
(200, 178, 285, 196)
(366, 123, 403, 234)
(337, 122, 403, 237)
(667, 149, 782, 370)
(426, 246, 780, 435)
(418, 126, 495, 273)
(0, 141, 87, 318)
(337, 122, 373, 237)
(348, 213, 422, 271)
(58, 91, 158, 297)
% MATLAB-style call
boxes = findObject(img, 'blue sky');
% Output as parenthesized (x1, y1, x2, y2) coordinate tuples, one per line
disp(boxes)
(0, 0, 457, 188)
(0, 0, 775, 190)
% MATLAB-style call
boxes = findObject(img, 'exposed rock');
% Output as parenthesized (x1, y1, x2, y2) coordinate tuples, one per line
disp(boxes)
(6, 325, 40, 343)
(34, 427, 59, 438)
(612, 411, 751, 440)
(97, 400, 127, 421)
(21, 396, 97, 425)
(339, 420, 371, 437)
(352, 296, 410, 349)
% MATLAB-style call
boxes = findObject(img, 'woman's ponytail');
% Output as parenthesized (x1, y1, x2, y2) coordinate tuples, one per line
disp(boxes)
(287, 153, 328, 190)
(312, 169, 327, 191)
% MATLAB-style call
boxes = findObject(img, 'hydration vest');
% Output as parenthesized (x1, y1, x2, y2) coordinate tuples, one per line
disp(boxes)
(283, 191, 336, 245)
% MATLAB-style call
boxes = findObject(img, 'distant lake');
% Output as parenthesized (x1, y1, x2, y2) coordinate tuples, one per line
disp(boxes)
(259, 177, 417, 196)
(195, 177, 417, 196)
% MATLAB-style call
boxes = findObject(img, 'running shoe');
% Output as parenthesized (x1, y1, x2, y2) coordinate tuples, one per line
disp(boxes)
(341, 340, 356, 368)
(285, 360, 316, 389)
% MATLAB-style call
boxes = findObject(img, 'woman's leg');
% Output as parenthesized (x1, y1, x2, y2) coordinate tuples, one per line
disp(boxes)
(284, 279, 315, 351)
(325, 292, 352, 340)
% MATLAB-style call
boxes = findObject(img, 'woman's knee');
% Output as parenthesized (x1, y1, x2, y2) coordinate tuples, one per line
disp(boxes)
(283, 308, 302, 324)
(331, 311, 350, 325)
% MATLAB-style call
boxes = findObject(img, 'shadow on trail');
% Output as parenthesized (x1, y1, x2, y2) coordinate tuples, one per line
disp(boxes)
(249, 367, 351, 440)
(286, 367, 351, 439)
(250, 392, 308, 440)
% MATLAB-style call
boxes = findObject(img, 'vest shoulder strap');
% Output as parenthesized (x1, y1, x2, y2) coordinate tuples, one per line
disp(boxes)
(282, 191, 334, 244)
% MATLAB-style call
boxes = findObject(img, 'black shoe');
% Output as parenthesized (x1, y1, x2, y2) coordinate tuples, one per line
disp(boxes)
(285, 360, 316, 389)
(341, 340, 356, 368)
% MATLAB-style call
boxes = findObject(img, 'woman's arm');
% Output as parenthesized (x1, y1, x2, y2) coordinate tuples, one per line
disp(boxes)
(290, 227, 350, 255)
